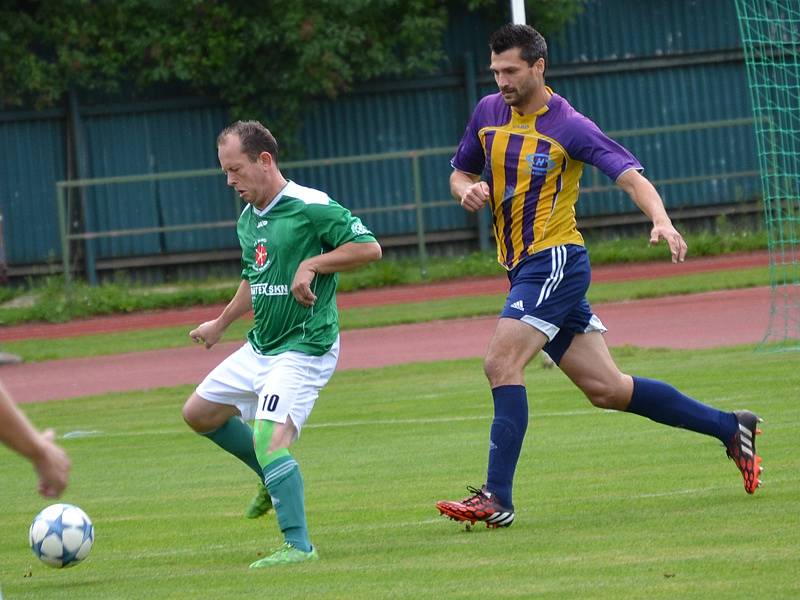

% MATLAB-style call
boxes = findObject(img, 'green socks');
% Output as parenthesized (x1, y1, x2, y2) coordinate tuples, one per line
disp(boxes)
(202, 417, 311, 551)
(254, 419, 311, 552)
(201, 416, 263, 478)
(263, 456, 311, 552)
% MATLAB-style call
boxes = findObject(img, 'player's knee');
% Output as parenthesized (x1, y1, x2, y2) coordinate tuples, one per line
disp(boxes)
(483, 355, 518, 387)
(582, 378, 629, 410)
(181, 400, 203, 432)
(585, 388, 616, 410)
(483, 355, 500, 384)
(182, 394, 221, 433)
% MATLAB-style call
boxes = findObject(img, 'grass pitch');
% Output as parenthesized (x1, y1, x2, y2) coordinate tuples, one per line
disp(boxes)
(1, 345, 798, 599)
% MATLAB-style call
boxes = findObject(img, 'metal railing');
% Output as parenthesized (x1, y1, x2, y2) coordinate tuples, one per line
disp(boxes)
(55, 117, 761, 284)
(55, 147, 462, 284)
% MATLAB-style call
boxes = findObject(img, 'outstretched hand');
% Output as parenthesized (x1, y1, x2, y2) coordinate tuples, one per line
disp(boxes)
(35, 429, 71, 498)
(650, 223, 688, 263)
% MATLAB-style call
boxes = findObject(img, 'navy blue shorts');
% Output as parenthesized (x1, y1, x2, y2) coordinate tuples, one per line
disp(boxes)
(500, 244, 606, 364)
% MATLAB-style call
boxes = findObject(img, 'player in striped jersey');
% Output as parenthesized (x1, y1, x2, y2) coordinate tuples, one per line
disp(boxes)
(182, 121, 381, 566)
(436, 24, 762, 529)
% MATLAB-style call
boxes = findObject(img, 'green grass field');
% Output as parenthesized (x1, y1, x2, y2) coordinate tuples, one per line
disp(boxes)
(1, 345, 798, 599)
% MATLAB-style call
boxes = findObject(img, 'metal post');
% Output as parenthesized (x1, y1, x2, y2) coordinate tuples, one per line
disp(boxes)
(68, 88, 98, 285)
(56, 184, 71, 284)
(0, 211, 7, 285)
(411, 153, 429, 278)
(464, 51, 491, 252)
(511, 0, 526, 24)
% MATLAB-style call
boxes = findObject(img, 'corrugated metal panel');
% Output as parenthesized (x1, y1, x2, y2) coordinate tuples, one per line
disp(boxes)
(302, 86, 463, 155)
(296, 86, 471, 236)
(549, 0, 741, 64)
(545, 62, 759, 216)
(0, 0, 763, 275)
(442, 10, 502, 69)
(82, 106, 232, 259)
(0, 117, 67, 264)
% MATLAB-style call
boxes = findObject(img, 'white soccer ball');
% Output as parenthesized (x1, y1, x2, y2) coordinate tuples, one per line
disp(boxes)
(29, 503, 94, 568)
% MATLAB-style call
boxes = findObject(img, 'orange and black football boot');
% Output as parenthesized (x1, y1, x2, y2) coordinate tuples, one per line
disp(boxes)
(436, 485, 515, 528)
(726, 410, 764, 494)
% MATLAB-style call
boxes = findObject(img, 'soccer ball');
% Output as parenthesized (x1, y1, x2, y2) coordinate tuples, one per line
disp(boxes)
(29, 503, 94, 568)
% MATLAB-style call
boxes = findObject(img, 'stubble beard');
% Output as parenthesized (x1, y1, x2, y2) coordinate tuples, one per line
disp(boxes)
(500, 82, 532, 108)
(501, 90, 518, 106)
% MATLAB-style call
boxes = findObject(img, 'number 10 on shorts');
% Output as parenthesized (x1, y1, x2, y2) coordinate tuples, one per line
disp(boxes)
(261, 394, 280, 412)
(255, 387, 293, 424)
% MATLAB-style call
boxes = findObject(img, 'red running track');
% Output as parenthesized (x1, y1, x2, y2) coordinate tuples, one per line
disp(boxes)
(2, 287, 772, 404)
(0, 251, 769, 343)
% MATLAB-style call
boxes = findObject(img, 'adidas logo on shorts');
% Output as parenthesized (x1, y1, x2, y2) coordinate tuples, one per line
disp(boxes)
(510, 300, 524, 311)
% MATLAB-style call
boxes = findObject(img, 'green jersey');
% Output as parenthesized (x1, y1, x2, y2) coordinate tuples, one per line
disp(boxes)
(238, 180, 376, 356)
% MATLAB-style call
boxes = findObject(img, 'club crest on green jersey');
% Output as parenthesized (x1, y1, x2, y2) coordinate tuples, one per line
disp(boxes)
(253, 238, 271, 271)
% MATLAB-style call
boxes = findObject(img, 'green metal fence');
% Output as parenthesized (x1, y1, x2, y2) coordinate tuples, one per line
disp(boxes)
(56, 116, 762, 285)
(56, 147, 462, 284)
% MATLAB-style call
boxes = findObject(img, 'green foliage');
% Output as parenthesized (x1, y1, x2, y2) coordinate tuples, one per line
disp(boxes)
(467, 0, 587, 35)
(0, 283, 19, 304)
(584, 228, 769, 264)
(337, 259, 409, 292)
(0, 277, 238, 326)
(338, 251, 503, 292)
(0, 1, 585, 140)
(0, 1, 448, 138)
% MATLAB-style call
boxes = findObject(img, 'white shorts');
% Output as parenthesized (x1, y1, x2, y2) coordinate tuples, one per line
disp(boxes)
(195, 338, 339, 435)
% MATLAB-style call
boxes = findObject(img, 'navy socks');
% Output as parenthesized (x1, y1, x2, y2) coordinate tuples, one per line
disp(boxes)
(627, 376, 737, 443)
(486, 385, 528, 509)
(483, 378, 736, 509)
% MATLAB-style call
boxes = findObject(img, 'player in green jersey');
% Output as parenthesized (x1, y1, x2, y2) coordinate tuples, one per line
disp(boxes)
(182, 120, 381, 567)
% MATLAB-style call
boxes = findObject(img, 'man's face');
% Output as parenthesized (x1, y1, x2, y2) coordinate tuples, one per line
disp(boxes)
(217, 134, 270, 207)
(490, 47, 544, 108)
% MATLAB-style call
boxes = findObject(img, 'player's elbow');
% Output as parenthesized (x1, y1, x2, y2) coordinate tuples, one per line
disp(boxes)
(362, 241, 382, 264)
(617, 169, 658, 200)
(350, 242, 383, 268)
(616, 168, 644, 193)
(449, 171, 460, 200)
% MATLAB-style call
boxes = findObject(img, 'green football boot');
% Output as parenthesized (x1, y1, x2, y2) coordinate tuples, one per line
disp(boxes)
(249, 543, 318, 568)
(245, 484, 273, 519)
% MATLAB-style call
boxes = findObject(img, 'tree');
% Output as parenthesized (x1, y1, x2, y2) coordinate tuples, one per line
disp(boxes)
(0, 0, 585, 143)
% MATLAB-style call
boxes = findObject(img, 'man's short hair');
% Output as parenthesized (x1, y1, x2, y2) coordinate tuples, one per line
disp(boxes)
(217, 120, 279, 163)
(489, 24, 548, 68)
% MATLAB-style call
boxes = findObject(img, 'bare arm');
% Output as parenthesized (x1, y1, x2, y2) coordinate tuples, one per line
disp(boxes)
(292, 241, 382, 307)
(450, 169, 489, 212)
(0, 381, 71, 497)
(616, 169, 688, 263)
(189, 279, 252, 349)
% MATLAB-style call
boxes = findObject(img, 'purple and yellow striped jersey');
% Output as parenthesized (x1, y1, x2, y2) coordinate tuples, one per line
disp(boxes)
(451, 88, 642, 270)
